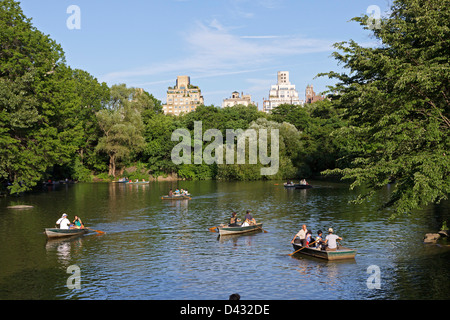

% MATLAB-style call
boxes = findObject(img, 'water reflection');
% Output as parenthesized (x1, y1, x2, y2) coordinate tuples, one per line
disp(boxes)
(45, 236, 84, 266)
(1, 180, 449, 300)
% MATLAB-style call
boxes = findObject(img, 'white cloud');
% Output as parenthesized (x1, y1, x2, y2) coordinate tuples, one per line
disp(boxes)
(100, 19, 334, 85)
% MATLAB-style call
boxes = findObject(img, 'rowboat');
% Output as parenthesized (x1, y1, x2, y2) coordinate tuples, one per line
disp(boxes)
(295, 184, 312, 189)
(44, 228, 90, 239)
(161, 194, 191, 200)
(291, 242, 356, 260)
(126, 181, 149, 184)
(284, 183, 312, 189)
(217, 223, 263, 236)
(284, 183, 297, 188)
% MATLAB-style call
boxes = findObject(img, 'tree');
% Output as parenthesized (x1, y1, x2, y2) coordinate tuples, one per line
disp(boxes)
(320, 0, 450, 216)
(142, 113, 180, 176)
(95, 84, 145, 177)
(0, 0, 65, 193)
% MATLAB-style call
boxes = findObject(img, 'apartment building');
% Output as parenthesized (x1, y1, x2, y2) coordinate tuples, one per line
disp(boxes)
(222, 91, 256, 108)
(305, 84, 326, 104)
(162, 76, 204, 115)
(262, 71, 303, 113)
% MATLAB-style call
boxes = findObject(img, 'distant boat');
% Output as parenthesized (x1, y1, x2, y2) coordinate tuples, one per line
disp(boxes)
(44, 228, 90, 239)
(283, 183, 312, 189)
(161, 194, 191, 200)
(295, 184, 312, 189)
(291, 242, 356, 260)
(283, 182, 297, 188)
(126, 181, 149, 184)
(217, 223, 263, 236)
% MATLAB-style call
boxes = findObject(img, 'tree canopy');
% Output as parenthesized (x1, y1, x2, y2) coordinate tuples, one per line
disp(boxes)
(319, 0, 450, 215)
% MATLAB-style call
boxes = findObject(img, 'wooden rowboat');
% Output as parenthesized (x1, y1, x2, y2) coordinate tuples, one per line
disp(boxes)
(284, 183, 297, 188)
(284, 183, 312, 189)
(294, 184, 312, 189)
(44, 228, 90, 239)
(126, 181, 149, 184)
(291, 242, 356, 260)
(217, 223, 263, 236)
(161, 195, 191, 200)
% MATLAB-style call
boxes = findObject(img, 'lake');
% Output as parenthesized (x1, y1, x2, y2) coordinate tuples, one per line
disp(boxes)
(0, 180, 449, 300)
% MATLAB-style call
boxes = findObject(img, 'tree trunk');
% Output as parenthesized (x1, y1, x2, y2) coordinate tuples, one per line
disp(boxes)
(109, 154, 116, 177)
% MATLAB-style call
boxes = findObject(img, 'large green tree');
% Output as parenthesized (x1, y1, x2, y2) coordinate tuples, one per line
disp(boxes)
(320, 0, 449, 216)
(0, 0, 110, 192)
(96, 84, 147, 177)
(0, 0, 107, 193)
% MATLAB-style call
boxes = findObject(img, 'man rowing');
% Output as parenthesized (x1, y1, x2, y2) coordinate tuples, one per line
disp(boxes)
(291, 224, 308, 247)
(56, 213, 71, 230)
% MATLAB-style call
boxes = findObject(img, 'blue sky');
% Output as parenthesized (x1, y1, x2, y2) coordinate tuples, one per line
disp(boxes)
(19, 0, 390, 109)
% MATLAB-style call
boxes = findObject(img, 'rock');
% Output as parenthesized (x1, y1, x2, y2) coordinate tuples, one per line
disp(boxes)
(423, 233, 441, 243)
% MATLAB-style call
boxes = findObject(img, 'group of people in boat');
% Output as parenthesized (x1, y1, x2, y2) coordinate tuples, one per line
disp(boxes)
(55, 213, 84, 230)
(285, 179, 309, 186)
(228, 210, 257, 227)
(290, 224, 342, 251)
(168, 188, 190, 197)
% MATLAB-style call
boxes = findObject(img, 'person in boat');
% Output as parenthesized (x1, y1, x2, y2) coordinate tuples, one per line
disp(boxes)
(72, 215, 84, 229)
(306, 230, 314, 247)
(291, 224, 308, 246)
(56, 213, 71, 230)
(229, 212, 241, 227)
(241, 210, 256, 226)
(300, 179, 308, 185)
(174, 188, 180, 195)
(315, 230, 324, 250)
(324, 228, 342, 251)
(168, 189, 173, 197)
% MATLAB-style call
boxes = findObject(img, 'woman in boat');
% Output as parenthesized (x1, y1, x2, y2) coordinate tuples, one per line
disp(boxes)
(229, 212, 241, 227)
(315, 230, 324, 249)
(241, 210, 256, 227)
(168, 189, 173, 197)
(306, 230, 314, 247)
(72, 215, 84, 229)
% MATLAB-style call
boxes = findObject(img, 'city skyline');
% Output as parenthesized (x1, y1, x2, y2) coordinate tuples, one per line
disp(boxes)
(19, 0, 390, 109)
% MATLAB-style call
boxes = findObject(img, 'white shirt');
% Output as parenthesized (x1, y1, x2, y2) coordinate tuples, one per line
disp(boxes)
(296, 229, 307, 240)
(57, 217, 71, 230)
(326, 234, 339, 249)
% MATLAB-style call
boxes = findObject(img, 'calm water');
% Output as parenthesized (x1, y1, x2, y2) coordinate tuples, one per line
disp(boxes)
(0, 180, 449, 300)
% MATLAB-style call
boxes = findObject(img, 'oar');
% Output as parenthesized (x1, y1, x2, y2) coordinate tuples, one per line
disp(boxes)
(208, 226, 219, 232)
(255, 224, 268, 233)
(86, 227, 105, 234)
(289, 239, 319, 256)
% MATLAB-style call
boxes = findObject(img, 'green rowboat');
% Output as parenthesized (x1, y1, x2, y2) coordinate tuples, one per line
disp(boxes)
(217, 223, 263, 236)
(161, 195, 191, 200)
(44, 228, 90, 239)
(292, 242, 356, 260)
